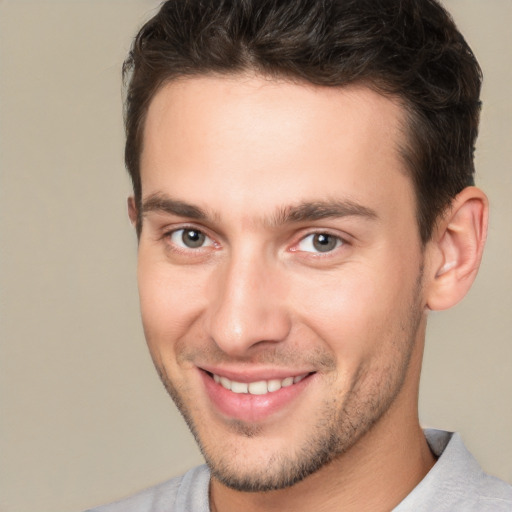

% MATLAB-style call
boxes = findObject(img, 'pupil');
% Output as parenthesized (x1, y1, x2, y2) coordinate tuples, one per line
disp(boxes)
(313, 233, 336, 252)
(183, 229, 205, 248)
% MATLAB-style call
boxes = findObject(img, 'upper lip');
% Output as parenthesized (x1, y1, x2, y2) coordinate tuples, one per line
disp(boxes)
(198, 365, 314, 383)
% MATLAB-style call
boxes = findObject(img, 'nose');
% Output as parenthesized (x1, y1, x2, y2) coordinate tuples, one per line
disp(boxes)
(205, 249, 292, 357)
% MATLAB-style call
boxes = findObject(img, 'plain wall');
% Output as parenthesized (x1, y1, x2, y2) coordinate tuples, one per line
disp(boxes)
(0, 1, 510, 511)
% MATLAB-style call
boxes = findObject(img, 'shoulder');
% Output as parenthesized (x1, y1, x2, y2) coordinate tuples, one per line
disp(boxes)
(475, 473, 512, 511)
(395, 430, 512, 511)
(85, 465, 210, 512)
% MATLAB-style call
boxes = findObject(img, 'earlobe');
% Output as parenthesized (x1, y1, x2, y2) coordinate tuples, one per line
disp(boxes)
(128, 196, 138, 227)
(426, 187, 488, 311)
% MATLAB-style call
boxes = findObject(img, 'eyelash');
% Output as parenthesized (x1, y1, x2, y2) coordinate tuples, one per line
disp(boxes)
(161, 226, 348, 257)
(293, 231, 345, 255)
(161, 226, 218, 254)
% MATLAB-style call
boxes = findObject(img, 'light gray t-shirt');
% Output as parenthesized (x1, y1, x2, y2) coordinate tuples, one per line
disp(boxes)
(87, 430, 512, 511)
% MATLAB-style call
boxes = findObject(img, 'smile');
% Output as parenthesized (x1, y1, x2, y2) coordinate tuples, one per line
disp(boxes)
(212, 373, 309, 395)
(200, 368, 316, 422)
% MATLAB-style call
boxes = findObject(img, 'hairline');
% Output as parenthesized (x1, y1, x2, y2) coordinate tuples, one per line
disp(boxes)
(130, 70, 432, 244)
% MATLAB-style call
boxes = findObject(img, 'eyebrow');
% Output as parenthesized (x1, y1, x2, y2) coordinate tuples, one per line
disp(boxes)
(271, 200, 378, 226)
(141, 193, 378, 226)
(142, 193, 210, 220)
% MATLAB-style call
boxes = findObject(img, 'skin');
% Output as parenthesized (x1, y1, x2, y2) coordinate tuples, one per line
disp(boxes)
(132, 75, 487, 512)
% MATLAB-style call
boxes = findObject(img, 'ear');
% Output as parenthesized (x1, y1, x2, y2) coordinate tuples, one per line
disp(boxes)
(127, 196, 138, 227)
(425, 186, 488, 311)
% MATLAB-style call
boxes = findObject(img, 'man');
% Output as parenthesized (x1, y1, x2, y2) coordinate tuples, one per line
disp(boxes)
(88, 0, 512, 510)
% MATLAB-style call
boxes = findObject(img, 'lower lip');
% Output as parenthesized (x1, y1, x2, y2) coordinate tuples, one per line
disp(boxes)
(200, 371, 313, 423)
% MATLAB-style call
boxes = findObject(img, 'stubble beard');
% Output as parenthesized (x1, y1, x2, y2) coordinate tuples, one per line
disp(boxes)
(151, 274, 425, 493)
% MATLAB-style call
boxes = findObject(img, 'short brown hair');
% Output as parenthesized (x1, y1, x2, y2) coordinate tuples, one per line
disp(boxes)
(123, 0, 482, 242)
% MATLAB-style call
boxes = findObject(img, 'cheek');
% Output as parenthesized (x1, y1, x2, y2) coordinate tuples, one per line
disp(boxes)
(289, 260, 419, 360)
(137, 255, 207, 352)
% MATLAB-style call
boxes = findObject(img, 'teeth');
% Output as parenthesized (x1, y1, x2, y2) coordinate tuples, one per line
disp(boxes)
(231, 381, 248, 394)
(281, 377, 294, 387)
(267, 379, 282, 392)
(248, 381, 268, 395)
(213, 373, 308, 395)
(219, 376, 232, 390)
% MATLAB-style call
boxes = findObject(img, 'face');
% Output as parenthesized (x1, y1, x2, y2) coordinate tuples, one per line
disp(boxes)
(136, 75, 428, 492)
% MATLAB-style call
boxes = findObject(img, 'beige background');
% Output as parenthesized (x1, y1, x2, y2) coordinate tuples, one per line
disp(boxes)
(0, 1, 510, 511)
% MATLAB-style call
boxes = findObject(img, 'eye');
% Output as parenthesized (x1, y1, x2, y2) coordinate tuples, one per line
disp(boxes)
(296, 233, 343, 253)
(169, 228, 214, 249)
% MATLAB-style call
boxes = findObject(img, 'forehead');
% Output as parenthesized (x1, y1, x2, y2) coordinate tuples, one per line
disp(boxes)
(140, 75, 414, 226)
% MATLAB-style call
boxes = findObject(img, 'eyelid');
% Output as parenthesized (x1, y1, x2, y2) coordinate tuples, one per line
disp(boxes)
(159, 223, 350, 255)
(161, 224, 219, 251)
(290, 229, 350, 255)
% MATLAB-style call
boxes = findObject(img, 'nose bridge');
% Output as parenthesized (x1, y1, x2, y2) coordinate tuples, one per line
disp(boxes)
(206, 244, 290, 355)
